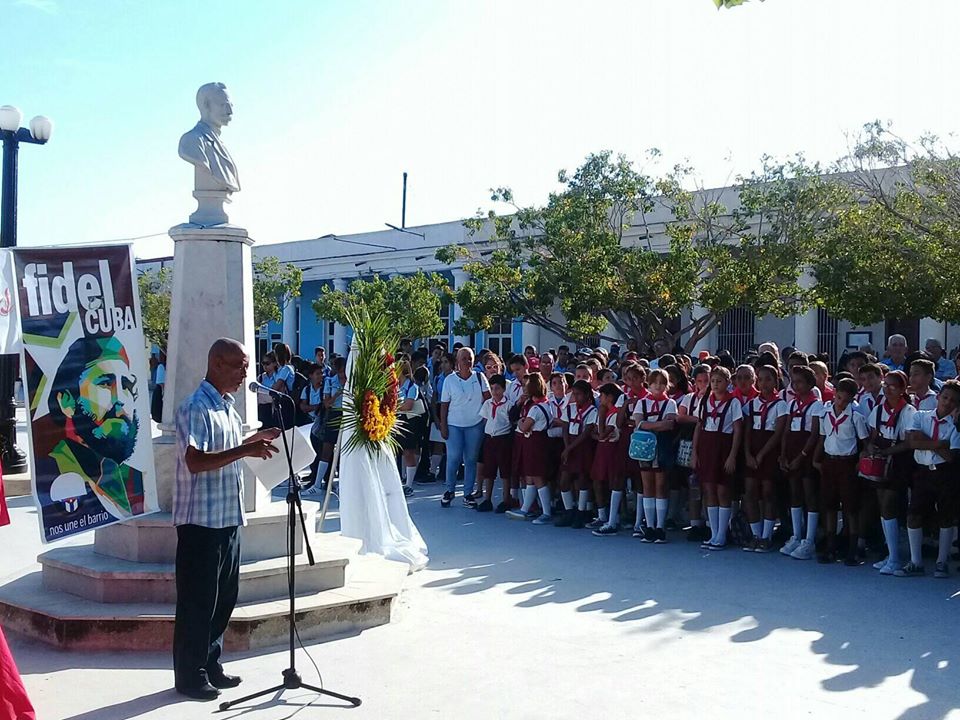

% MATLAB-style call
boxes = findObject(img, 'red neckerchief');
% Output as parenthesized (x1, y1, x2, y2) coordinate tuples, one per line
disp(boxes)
(791, 392, 816, 419)
(732, 386, 759, 406)
(882, 398, 907, 430)
(670, 389, 685, 401)
(490, 398, 507, 419)
(646, 393, 669, 417)
(755, 392, 779, 429)
(568, 402, 592, 430)
(931, 413, 950, 441)
(912, 390, 935, 409)
(550, 394, 565, 418)
(707, 393, 730, 421)
(521, 398, 545, 420)
(826, 405, 850, 436)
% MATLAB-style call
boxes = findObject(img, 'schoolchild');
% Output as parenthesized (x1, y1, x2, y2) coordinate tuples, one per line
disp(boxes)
(589, 383, 625, 535)
(632, 369, 678, 543)
(478, 375, 515, 513)
(506, 374, 554, 525)
(557, 380, 599, 528)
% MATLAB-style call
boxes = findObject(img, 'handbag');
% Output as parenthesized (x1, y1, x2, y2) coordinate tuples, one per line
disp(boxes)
(676, 439, 694, 468)
(629, 430, 658, 462)
(858, 454, 888, 482)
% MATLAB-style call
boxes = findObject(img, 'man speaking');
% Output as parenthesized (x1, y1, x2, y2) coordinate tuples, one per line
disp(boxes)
(172, 338, 280, 701)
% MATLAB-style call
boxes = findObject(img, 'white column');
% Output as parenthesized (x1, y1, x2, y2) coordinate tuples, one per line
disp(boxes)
(282, 297, 297, 352)
(452, 268, 471, 346)
(331, 278, 348, 357)
(793, 270, 818, 354)
(521, 322, 541, 353)
(919, 318, 946, 351)
(689, 305, 716, 356)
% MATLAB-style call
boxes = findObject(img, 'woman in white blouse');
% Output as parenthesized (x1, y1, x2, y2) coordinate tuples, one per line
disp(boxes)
(439, 347, 491, 507)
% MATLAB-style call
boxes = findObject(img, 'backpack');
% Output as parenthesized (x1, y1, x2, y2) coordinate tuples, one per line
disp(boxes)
(291, 371, 311, 426)
(727, 508, 752, 548)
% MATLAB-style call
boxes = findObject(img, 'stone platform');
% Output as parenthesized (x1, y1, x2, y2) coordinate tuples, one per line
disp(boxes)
(2, 471, 31, 499)
(0, 501, 407, 651)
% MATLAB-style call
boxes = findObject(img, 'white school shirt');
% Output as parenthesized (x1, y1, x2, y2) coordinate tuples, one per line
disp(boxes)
(679, 392, 707, 419)
(867, 401, 917, 442)
(506, 379, 524, 405)
(516, 400, 551, 435)
(855, 390, 882, 419)
(565, 402, 598, 437)
(300, 384, 324, 420)
(820, 402, 869, 457)
(546, 392, 569, 438)
(910, 410, 959, 467)
(781, 384, 822, 403)
(786, 396, 823, 433)
(440, 371, 490, 427)
(598, 409, 620, 443)
(699, 395, 743, 435)
(911, 389, 938, 412)
(479, 396, 514, 437)
(632, 396, 678, 426)
(744, 395, 787, 432)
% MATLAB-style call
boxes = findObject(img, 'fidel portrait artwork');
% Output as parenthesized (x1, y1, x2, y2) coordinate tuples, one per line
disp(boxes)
(14, 245, 158, 542)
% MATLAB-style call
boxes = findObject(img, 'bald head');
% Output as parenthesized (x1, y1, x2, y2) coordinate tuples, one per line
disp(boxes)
(206, 338, 249, 395)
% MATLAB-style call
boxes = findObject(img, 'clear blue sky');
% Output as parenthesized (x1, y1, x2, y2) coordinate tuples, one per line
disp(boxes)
(4, 0, 959, 259)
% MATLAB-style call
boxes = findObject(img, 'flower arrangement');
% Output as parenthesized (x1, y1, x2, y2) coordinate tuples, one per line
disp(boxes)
(340, 305, 403, 456)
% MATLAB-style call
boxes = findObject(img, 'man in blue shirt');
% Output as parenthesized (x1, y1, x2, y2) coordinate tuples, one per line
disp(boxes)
(924, 338, 956, 381)
(881, 334, 908, 371)
(173, 338, 280, 701)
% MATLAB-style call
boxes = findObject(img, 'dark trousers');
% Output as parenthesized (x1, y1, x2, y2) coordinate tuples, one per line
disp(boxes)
(173, 524, 241, 688)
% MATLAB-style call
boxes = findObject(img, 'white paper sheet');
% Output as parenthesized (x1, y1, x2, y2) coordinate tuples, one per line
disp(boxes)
(243, 425, 316, 492)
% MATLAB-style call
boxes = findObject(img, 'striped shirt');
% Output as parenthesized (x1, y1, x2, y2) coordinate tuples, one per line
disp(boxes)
(173, 380, 245, 528)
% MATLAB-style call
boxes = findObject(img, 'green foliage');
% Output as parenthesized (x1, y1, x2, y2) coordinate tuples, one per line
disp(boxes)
(253, 256, 303, 330)
(714, 0, 762, 7)
(311, 272, 449, 341)
(442, 151, 829, 352)
(137, 268, 171, 349)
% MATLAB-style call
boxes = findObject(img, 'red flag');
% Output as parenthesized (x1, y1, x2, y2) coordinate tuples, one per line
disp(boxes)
(0, 625, 35, 720)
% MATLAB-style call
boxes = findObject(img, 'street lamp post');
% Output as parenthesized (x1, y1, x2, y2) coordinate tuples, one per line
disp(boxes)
(0, 105, 52, 474)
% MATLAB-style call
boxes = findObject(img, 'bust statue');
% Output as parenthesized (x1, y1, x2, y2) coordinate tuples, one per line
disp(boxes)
(178, 83, 240, 226)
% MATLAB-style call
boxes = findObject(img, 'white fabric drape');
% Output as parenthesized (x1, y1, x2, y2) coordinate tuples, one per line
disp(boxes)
(337, 338, 428, 572)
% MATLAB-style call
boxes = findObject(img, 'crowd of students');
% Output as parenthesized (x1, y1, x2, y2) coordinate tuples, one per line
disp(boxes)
(397, 336, 960, 580)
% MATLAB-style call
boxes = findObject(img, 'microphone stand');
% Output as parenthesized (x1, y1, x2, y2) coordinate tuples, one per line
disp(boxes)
(219, 393, 361, 711)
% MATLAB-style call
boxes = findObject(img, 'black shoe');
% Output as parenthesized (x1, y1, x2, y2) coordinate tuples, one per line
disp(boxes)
(176, 682, 221, 701)
(640, 527, 656, 543)
(844, 554, 863, 567)
(477, 498, 493, 512)
(571, 510, 587, 529)
(494, 500, 509, 514)
(554, 509, 575, 527)
(654, 528, 668, 544)
(403, 485, 414, 497)
(817, 552, 835, 565)
(440, 491, 454, 508)
(665, 518, 679, 532)
(207, 670, 242, 689)
(463, 497, 478, 508)
(464, 492, 479, 502)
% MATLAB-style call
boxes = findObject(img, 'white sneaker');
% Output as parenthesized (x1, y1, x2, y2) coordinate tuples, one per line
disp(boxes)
(780, 536, 801, 556)
(531, 514, 553, 526)
(790, 539, 815, 560)
(879, 560, 899, 575)
(300, 484, 322, 497)
(872, 557, 889, 570)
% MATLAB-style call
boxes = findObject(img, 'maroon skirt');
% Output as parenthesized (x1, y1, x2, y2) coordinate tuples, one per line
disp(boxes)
(783, 430, 813, 479)
(591, 441, 621, 484)
(618, 427, 642, 479)
(696, 429, 734, 486)
(562, 435, 596, 475)
(820, 454, 859, 513)
(746, 429, 779, 479)
(546, 436, 564, 481)
(515, 430, 548, 478)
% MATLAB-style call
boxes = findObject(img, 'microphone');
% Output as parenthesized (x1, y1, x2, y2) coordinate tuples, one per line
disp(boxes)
(249, 380, 286, 398)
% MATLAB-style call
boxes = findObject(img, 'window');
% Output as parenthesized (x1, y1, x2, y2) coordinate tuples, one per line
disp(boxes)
(486, 317, 513, 359)
(327, 320, 336, 356)
(817, 308, 839, 369)
(425, 301, 452, 350)
(717, 307, 755, 364)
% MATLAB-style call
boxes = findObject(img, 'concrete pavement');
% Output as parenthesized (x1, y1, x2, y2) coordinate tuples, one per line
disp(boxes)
(4, 483, 960, 719)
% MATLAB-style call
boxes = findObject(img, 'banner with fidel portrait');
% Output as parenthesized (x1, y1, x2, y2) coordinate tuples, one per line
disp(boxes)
(13, 244, 158, 543)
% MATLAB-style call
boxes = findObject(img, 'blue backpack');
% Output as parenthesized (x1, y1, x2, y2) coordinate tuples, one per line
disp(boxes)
(629, 398, 668, 462)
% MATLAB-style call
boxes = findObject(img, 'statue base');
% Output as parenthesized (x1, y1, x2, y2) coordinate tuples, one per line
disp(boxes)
(188, 189, 232, 227)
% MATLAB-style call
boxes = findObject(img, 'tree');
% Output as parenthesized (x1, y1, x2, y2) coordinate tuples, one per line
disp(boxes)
(809, 122, 960, 325)
(713, 0, 763, 7)
(311, 272, 449, 342)
(439, 151, 831, 353)
(253, 256, 303, 330)
(137, 268, 171, 349)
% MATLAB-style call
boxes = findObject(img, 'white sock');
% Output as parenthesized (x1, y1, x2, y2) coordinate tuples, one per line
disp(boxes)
(429, 454, 442, 476)
(316, 460, 329, 482)
(806, 512, 819, 544)
(762, 519, 775, 540)
(707, 506, 720, 543)
(561, 491, 575, 511)
(635, 495, 644, 528)
(716, 506, 731, 545)
(790, 506, 804, 540)
(938, 528, 953, 565)
(521, 485, 537, 512)
(908, 527, 923, 566)
(511, 487, 520, 500)
(599, 506, 609, 522)
(882, 517, 899, 564)
(537, 486, 552, 517)
(578, 490, 589, 511)
(750, 521, 763, 539)
(643, 497, 656, 529)
(609, 491, 623, 527)
(405, 466, 417, 488)
(656, 498, 669, 529)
